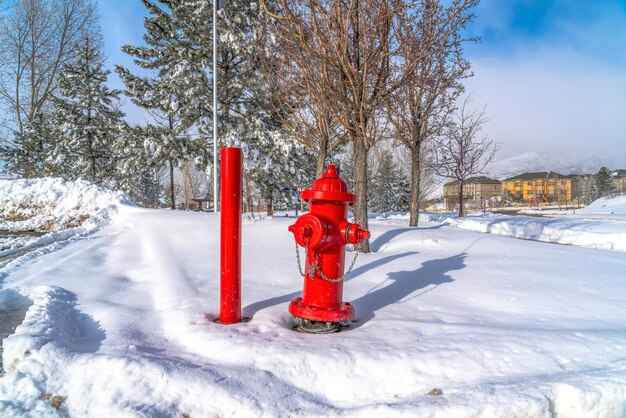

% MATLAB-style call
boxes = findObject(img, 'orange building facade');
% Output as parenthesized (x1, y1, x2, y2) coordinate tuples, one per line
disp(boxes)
(502, 172, 572, 204)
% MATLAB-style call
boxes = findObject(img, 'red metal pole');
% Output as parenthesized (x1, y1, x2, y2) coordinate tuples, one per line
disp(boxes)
(220, 147, 242, 324)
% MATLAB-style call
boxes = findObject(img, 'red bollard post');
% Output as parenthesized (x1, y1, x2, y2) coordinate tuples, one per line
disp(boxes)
(220, 147, 242, 324)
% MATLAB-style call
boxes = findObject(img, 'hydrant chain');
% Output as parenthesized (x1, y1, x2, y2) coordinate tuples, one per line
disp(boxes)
(294, 238, 319, 279)
(293, 236, 359, 282)
(312, 250, 359, 282)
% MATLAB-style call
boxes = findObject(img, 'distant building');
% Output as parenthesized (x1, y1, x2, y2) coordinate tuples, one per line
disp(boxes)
(612, 169, 626, 193)
(443, 176, 502, 211)
(502, 172, 572, 204)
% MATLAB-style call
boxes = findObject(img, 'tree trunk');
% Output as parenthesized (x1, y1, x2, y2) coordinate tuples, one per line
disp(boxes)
(265, 187, 274, 217)
(316, 132, 329, 178)
(458, 180, 464, 217)
(88, 133, 97, 182)
(409, 146, 421, 227)
(244, 171, 253, 212)
(353, 137, 370, 252)
(169, 160, 176, 210)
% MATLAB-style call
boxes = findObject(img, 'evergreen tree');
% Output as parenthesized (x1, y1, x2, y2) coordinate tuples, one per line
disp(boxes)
(246, 45, 319, 215)
(48, 36, 124, 185)
(117, 0, 314, 211)
(248, 128, 316, 216)
(368, 149, 410, 213)
(0, 113, 60, 177)
(115, 0, 211, 209)
(211, 0, 308, 198)
(115, 125, 164, 207)
(594, 166, 615, 198)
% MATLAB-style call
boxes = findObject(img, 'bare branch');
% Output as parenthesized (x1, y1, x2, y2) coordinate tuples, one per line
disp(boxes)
(431, 96, 500, 217)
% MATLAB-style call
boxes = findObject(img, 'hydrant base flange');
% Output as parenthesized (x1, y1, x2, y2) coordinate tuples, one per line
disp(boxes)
(289, 297, 355, 323)
(292, 318, 350, 334)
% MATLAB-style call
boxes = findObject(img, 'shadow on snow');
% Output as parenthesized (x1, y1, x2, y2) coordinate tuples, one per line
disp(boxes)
(369, 224, 445, 252)
(351, 252, 466, 326)
(243, 252, 417, 318)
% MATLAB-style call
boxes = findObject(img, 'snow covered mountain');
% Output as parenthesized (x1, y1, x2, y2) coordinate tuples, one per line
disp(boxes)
(484, 152, 605, 180)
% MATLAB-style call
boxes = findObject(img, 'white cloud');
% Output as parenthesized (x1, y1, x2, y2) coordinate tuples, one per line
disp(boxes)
(464, 49, 626, 167)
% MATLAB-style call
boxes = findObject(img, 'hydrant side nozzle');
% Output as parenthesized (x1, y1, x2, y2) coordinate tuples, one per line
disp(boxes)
(357, 229, 371, 242)
(340, 222, 370, 245)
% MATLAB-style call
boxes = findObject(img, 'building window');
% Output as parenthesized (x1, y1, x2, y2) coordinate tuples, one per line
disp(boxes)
(515, 191, 521, 197)
(561, 180, 567, 185)
(537, 180, 542, 186)
(506, 182, 510, 186)
(548, 181, 555, 186)
(527, 181, 533, 186)
(515, 181, 522, 187)
(528, 191, 534, 195)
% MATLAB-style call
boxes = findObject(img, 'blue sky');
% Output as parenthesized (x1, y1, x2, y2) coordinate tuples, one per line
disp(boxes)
(468, 0, 626, 65)
(463, 0, 626, 165)
(100, 0, 626, 166)
(101, 0, 150, 124)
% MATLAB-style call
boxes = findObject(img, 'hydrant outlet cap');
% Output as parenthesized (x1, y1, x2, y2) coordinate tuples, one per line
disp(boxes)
(290, 214, 329, 251)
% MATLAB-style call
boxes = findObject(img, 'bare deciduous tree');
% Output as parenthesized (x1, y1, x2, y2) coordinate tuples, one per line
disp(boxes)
(262, 0, 482, 251)
(387, 0, 477, 227)
(431, 97, 499, 217)
(257, 14, 347, 178)
(0, 0, 97, 135)
(262, 0, 412, 252)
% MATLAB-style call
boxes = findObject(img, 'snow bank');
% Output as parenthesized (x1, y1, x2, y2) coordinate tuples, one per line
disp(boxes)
(582, 194, 626, 216)
(421, 212, 626, 252)
(0, 178, 132, 264)
(0, 178, 130, 232)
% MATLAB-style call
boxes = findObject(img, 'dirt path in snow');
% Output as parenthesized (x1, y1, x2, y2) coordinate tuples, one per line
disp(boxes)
(0, 307, 28, 373)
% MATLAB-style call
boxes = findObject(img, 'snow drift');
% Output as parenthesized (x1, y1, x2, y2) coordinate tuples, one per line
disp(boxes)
(406, 195, 626, 252)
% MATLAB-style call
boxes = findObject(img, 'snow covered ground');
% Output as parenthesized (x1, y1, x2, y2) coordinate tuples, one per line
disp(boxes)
(582, 195, 626, 217)
(1, 180, 626, 417)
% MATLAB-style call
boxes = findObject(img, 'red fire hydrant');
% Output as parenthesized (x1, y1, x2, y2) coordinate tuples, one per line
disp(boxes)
(288, 164, 370, 333)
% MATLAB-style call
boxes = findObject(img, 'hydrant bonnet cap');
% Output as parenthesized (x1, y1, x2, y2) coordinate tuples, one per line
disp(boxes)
(302, 164, 357, 203)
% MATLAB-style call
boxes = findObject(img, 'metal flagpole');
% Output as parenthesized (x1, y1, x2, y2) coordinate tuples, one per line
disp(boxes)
(212, 0, 218, 213)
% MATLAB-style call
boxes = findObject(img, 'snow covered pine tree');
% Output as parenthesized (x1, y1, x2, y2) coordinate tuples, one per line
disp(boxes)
(48, 36, 125, 185)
